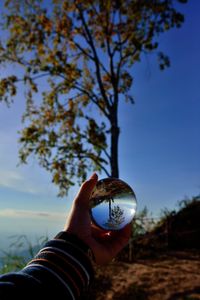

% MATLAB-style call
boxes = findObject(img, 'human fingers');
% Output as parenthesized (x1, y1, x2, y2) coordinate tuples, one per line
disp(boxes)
(91, 224, 111, 240)
(74, 173, 98, 208)
(88, 224, 131, 264)
(108, 223, 132, 255)
(94, 223, 131, 257)
(91, 223, 131, 251)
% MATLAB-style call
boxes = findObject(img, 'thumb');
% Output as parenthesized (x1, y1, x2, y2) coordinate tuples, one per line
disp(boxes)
(74, 173, 98, 207)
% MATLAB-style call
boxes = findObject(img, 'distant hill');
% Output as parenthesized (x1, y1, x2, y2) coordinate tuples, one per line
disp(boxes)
(118, 196, 200, 261)
(135, 196, 200, 256)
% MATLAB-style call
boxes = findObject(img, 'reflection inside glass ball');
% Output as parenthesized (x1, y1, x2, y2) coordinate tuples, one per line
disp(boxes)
(90, 178, 137, 231)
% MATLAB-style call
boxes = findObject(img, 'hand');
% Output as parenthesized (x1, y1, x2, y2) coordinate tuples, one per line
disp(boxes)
(64, 173, 131, 265)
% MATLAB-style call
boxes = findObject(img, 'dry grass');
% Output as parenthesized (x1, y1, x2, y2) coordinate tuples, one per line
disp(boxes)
(88, 251, 200, 300)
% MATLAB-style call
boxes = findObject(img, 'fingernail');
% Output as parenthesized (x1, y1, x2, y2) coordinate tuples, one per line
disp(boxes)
(90, 173, 97, 179)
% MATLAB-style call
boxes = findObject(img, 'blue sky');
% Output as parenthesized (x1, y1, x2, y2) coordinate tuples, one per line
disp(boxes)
(0, 1, 200, 249)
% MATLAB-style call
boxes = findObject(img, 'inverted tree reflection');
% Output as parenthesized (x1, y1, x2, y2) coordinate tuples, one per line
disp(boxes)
(104, 204, 125, 230)
(90, 178, 136, 230)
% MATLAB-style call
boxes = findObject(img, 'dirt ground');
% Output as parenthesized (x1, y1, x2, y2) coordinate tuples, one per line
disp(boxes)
(88, 251, 200, 300)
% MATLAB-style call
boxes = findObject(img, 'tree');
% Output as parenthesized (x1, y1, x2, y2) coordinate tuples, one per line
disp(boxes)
(0, 0, 187, 196)
(105, 205, 125, 230)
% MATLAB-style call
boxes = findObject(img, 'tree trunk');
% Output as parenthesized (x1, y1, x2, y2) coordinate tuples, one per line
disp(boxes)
(109, 199, 112, 219)
(110, 109, 120, 178)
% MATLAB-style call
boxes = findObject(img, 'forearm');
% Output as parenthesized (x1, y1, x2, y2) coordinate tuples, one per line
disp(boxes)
(0, 232, 94, 299)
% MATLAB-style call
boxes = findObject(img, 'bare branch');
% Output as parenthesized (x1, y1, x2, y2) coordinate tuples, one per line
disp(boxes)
(103, 148, 111, 162)
(105, 21, 117, 105)
(50, 151, 111, 177)
(17, 72, 50, 83)
(72, 82, 110, 119)
(76, 4, 112, 111)
(55, 73, 110, 118)
(94, 160, 110, 177)
(73, 41, 94, 61)
(70, 39, 110, 77)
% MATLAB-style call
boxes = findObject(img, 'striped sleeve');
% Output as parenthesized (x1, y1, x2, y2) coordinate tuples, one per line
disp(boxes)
(0, 232, 94, 299)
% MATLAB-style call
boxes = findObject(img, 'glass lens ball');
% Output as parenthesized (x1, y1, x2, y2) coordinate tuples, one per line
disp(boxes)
(90, 178, 137, 231)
